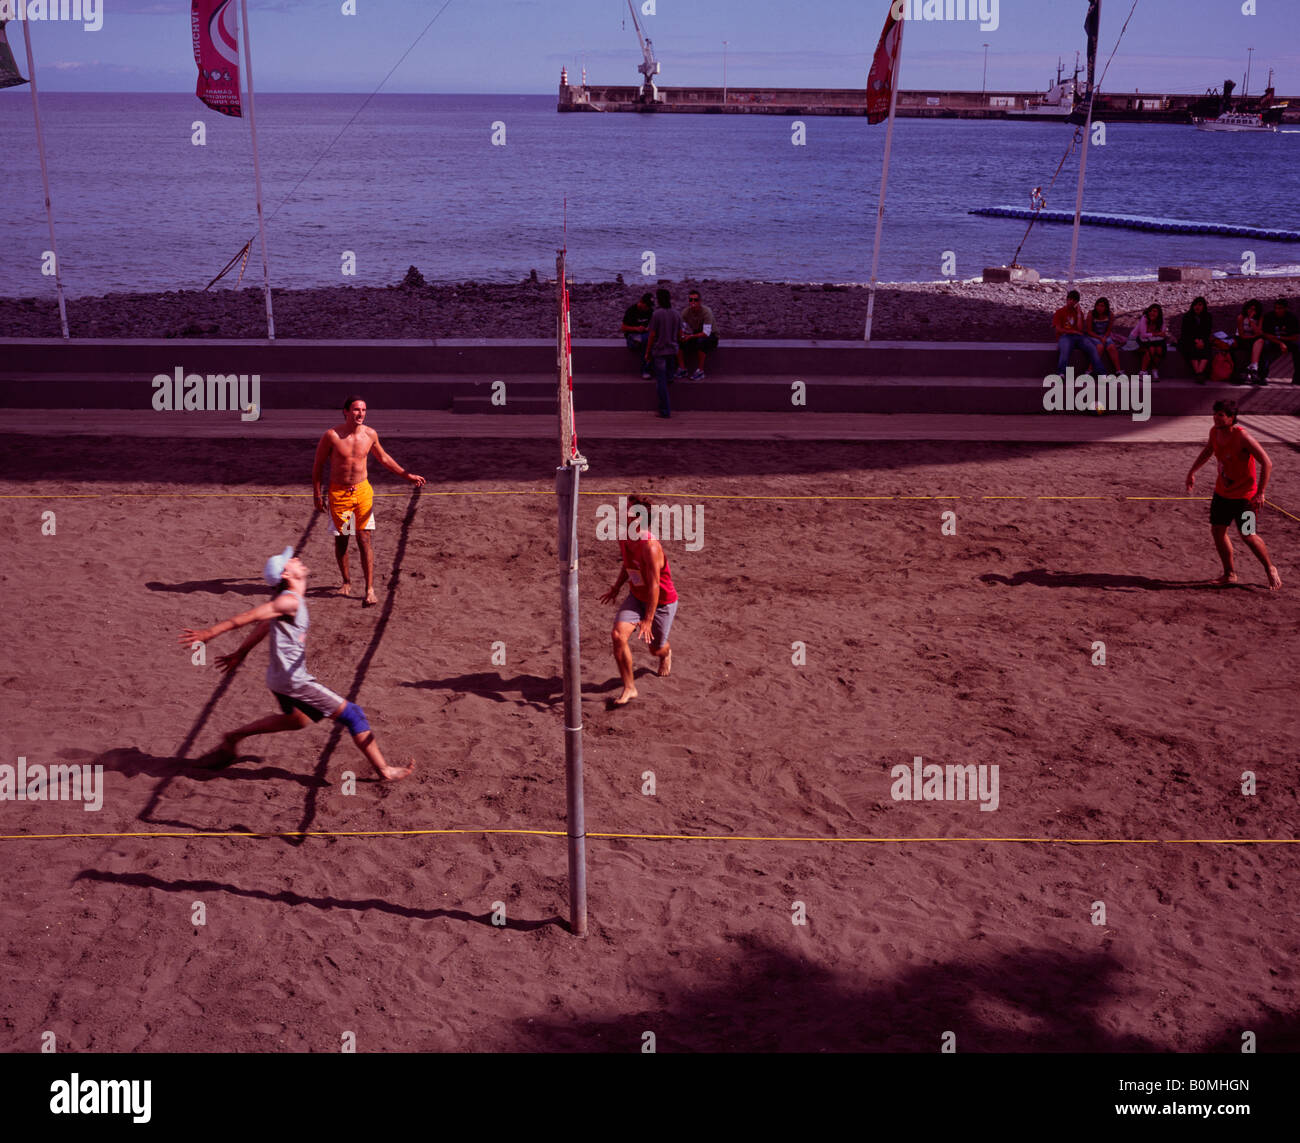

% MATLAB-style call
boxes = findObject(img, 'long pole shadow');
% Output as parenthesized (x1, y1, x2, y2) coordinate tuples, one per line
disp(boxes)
(75, 869, 564, 932)
(286, 489, 422, 846)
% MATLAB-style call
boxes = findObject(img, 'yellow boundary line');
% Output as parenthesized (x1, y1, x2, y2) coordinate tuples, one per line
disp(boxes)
(0, 490, 1284, 503)
(0, 827, 1296, 845)
(4, 489, 1296, 522)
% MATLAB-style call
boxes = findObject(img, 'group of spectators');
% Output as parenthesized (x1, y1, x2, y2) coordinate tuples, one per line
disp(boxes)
(621, 288, 719, 417)
(1053, 289, 1300, 384)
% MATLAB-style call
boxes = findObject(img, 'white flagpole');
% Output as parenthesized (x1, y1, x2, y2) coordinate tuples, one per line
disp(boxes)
(239, 0, 275, 339)
(1067, 103, 1093, 285)
(1068, 3, 1100, 286)
(20, 20, 69, 340)
(864, 16, 903, 342)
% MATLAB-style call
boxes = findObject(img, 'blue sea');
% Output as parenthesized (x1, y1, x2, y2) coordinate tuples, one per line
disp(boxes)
(1, 93, 1297, 297)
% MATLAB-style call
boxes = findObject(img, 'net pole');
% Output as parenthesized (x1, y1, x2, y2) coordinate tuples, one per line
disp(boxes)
(556, 461, 587, 937)
(20, 20, 69, 340)
(556, 248, 588, 937)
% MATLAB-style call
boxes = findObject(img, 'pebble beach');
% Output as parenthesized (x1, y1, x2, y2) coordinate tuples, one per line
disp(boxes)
(3, 274, 1296, 343)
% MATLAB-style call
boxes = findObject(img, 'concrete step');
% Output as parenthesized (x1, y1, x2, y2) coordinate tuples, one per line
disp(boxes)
(0, 336, 1148, 380)
(4, 369, 1297, 416)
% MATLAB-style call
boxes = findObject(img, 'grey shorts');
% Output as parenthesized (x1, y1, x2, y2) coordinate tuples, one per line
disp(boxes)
(615, 594, 678, 648)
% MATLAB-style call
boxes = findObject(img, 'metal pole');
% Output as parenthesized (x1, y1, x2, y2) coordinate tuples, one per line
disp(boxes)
(864, 16, 903, 342)
(239, 0, 275, 340)
(982, 43, 988, 96)
(556, 461, 587, 937)
(723, 40, 728, 104)
(20, 21, 69, 340)
(1067, 106, 1091, 287)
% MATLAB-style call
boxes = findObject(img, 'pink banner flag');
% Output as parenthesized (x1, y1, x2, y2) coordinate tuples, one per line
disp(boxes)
(865, 2, 903, 125)
(192, 0, 241, 118)
(0, 19, 28, 89)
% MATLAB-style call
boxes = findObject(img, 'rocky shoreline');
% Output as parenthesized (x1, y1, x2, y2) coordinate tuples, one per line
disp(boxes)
(3, 273, 1296, 343)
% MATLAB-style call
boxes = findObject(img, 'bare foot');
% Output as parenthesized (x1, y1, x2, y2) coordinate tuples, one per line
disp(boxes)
(1267, 565, 1282, 591)
(656, 648, 672, 677)
(1213, 571, 1239, 586)
(363, 589, 378, 608)
(196, 736, 238, 769)
(376, 759, 414, 781)
(336, 581, 352, 597)
(610, 686, 637, 707)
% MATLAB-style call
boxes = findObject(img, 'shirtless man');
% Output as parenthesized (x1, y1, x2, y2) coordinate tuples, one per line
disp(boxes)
(599, 494, 679, 707)
(179, 547, 414, 780)
(1185, 399, 1282, 590)
(312, 396, 425, 606)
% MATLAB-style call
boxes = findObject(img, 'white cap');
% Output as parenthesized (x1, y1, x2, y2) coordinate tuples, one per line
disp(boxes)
(262, 546, 294, 586)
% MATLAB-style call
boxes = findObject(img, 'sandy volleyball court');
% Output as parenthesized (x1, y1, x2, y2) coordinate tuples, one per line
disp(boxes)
(0, 434, 1297, 1052)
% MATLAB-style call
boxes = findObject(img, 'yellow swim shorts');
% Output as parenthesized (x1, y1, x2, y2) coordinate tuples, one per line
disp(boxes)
(328, 480, 375, 536)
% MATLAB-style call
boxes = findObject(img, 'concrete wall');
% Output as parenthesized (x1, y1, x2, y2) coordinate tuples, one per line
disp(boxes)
(1, 337, 1064, 380)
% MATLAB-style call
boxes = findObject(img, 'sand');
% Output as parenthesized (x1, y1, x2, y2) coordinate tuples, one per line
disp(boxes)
(2, 275, 1297, 343)
(1, 433, 1297, 1052)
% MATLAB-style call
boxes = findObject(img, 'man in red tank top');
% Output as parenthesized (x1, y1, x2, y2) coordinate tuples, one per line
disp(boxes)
(1185, 400, 1281, 590)
(600, 494, 679, 707)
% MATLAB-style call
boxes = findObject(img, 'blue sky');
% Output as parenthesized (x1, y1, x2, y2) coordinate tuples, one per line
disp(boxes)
(8, 0, 1299, 95)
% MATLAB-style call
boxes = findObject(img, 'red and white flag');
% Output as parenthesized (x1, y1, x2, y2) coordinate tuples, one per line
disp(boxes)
(192, 0, 241, 118)
(560, 266, 581, 465)
(865, 2, 904, 125)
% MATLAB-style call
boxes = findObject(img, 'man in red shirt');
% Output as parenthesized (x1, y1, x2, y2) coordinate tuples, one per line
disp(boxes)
(600, 494, 679, 706)
(1053, 288, 1104, 375)
(1185, 400, 1281, 589)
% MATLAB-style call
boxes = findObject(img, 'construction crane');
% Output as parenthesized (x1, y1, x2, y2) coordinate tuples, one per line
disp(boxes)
(625, 0, 662, 102)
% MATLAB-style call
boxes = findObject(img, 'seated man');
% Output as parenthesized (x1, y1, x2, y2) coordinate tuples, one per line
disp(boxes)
(621, 293, 655, 380)
(1052, 288, 1103, 375)
(1260, 298, 1300, 383)
(679, 289, 719, 380)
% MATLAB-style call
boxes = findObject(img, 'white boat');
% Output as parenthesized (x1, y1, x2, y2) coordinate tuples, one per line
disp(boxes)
(1006, 63, 1078, 120)
(1194, 110, 1278, 132)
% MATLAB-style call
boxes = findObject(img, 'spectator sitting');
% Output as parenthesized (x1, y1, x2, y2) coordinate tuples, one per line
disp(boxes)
(1083, 296, 1126, 373)
(1232, 299, 1263, 384)
(1177, 296, 1214, 383)
(1052, 289, 1104, 375)
(1134, 303, 1173, 381)
(679, 289, 719, 380)
(621, 292, 655, 380)
(1259, 297, 1299, 385)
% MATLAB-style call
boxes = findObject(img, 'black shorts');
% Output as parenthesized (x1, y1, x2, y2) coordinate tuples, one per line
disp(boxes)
(682, 333, 718, 356)
(274, 692, 329, 721)
(1209, 493, 1255, 532)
